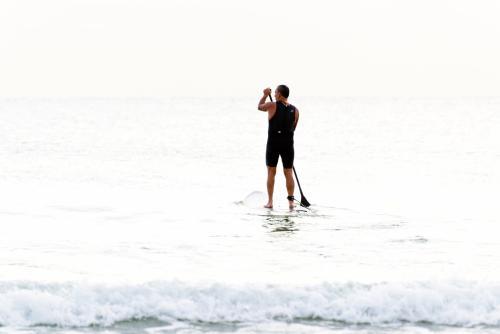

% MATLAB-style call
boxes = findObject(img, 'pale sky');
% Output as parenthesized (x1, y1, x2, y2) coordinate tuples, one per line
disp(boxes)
(1, 0, 499, 97)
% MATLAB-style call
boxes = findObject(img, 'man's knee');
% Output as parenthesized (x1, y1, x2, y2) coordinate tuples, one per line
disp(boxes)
(267, 167, 277, 176)
(283, 168, 293, 177)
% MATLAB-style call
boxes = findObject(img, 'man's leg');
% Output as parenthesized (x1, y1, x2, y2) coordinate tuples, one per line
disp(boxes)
(265, 166, 277, 208)
(284, 168, 295, 208)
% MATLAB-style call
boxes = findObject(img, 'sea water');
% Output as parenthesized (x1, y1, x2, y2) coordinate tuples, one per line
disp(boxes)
(1, 97, 500, 333)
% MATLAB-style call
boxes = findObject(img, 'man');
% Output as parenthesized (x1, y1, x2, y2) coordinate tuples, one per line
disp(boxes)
(258, 85, 299, 209)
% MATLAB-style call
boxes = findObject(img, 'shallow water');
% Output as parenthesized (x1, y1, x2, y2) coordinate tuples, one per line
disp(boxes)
(1, 97, 500, 333)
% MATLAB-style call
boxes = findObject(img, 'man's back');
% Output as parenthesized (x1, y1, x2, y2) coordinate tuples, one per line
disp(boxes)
(268, 101, 296, 137)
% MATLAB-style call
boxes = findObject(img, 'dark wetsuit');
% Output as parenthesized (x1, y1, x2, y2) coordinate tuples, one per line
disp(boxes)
(266, 101, 296, 168)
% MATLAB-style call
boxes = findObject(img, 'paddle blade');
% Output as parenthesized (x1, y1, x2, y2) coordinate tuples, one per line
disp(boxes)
(300, 195, 311, 208)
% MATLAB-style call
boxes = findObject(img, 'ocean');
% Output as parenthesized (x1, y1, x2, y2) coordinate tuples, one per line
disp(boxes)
(1, 97, 500, 333)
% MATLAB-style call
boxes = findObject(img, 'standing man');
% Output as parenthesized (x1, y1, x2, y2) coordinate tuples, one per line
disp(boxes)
(258, 85, 299, 209)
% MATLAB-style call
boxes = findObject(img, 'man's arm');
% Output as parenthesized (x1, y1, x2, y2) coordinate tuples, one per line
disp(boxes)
(258, 88, 273, 111)
(294, 107, 300, 130)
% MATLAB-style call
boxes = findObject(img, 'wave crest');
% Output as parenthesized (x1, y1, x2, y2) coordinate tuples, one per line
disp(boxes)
(1, 281, 500, 327)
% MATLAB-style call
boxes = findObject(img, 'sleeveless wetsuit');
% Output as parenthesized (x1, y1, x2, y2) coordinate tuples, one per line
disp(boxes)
(266, 101, 296, 168)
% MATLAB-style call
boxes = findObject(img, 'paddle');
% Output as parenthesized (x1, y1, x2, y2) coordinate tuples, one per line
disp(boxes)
(292, 166, 311, 207)
(268, 93, 311, 208)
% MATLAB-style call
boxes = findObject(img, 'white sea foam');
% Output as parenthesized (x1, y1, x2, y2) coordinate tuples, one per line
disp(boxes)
(0, 281, 499, 328)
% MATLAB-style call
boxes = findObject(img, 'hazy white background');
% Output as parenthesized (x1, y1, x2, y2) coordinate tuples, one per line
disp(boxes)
(1, 0, 499, 98)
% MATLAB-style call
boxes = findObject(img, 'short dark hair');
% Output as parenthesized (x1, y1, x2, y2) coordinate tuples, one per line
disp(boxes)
(277, 85, 290, 98)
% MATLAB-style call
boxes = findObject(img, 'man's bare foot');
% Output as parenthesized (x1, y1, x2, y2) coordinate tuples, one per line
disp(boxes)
(264, 202, 273, 209)
(288, 201, 295, 210)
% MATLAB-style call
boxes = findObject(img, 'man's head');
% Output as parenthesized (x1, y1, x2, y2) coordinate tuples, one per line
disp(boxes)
(274, 85, 290, 101)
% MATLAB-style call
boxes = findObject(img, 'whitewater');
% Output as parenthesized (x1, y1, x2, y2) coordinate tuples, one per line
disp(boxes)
(1, 97, 500, 333)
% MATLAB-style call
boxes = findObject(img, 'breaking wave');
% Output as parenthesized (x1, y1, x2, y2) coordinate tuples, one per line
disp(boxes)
(1, 280, 500, 327)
